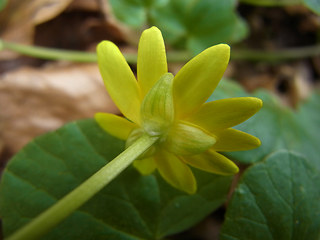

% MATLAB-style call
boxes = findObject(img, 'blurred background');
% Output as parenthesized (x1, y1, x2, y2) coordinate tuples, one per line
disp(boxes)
(0, 0, 319, 239)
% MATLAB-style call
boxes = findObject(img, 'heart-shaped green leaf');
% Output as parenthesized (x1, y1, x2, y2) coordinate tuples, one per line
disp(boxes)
(109, 0, 248, 54)
(150, 0, 248, 54)
(220, 150, 320, 239)
(0, 119, 232, 240)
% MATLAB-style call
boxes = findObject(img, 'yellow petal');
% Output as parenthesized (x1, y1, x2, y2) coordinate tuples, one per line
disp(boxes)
(138, 26, 168, 98)
(133, 157, 156, 175)
(165, 121, 216, 156)
(188, 97, 263, 131)
(182, 150, 239, 175)
(155, 151, 197, 194)
(95, 113, 136, 140)
(97, 41, 141, 123)
(173, 44, 230, 118)
(213, 128, 261, 151)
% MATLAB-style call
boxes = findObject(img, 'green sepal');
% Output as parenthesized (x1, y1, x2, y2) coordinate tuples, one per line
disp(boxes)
(141, 73, 174, 137)
(165, 121, 216, 156)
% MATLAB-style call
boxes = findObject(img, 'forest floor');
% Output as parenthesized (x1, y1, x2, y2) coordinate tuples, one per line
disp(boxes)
(0, 1, 319, 239)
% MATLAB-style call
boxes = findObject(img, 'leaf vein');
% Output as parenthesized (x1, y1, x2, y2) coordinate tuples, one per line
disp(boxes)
(77, 210, 143, 240)
(5, 170, 57, 211)
(245, 183, 275, 239)
(6, 170, 143, 239)
(122, 189, 153, 236)
(226, 216, 267, 227)
(31, 139, 83, 184)
(74, 122, 110, 162)
(220, 232, 240, 240)
(265, 167, 292, 210)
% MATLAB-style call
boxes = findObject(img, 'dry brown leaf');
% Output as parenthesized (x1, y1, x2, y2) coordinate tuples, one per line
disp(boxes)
(0, 0, 73, 59)
(34, 0, 127, 52)
(0, 62, 119, 154)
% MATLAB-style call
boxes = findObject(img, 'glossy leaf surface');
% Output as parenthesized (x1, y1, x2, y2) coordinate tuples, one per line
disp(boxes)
(0, 119, 232, 239)
(220, 150, 320, 240)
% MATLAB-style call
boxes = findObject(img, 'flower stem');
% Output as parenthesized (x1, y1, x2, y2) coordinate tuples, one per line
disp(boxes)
(7, 134, 158, 240)
(0, 39, 98, 62)
(239, 0, 301, 6)
(1, 38, 320, 63)
(0, 39, 135, 64)
(231, 45, 320, 61)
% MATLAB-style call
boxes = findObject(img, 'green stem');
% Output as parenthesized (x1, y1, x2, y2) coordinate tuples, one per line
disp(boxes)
(7, 134, 158, 240)
(1, 38, 320, 63)
(1, 40, 98, 63)
(231, 45, 320, 61)
(239, 0, 301, 6)
(0, 39, 135, 64)
(0, 39, 191, 63)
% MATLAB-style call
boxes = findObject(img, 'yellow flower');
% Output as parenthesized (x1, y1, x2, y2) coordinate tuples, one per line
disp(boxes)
(95, 26, 262, 194)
